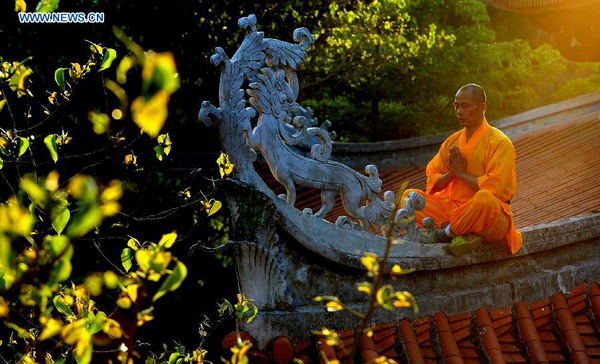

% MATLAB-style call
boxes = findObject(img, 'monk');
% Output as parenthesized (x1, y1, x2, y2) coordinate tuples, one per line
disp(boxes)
(403, 83, 522, 256)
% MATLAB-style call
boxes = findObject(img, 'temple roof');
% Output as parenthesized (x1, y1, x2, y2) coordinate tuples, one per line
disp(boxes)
(483, 0, 600, 12)
(260, 96, 600, 230)
(225, 281, 600, 364)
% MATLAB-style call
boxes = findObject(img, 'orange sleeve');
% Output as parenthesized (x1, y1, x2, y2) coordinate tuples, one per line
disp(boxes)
(425, 142, 449, 194)
(475, 137, 517, 202)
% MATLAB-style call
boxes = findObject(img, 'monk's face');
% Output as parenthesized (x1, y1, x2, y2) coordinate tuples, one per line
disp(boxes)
(454, 90, 486, 129)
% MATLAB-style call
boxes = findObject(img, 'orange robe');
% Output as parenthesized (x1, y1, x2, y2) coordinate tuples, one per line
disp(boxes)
(404, 118, 522, 254)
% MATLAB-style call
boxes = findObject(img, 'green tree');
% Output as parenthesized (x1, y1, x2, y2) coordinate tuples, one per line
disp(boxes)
(301, 0, 600, 141)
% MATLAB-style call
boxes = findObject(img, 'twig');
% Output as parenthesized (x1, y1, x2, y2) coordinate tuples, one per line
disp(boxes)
(92, 240, 126, 275)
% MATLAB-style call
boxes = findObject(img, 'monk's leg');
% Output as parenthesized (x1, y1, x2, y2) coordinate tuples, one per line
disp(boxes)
(401, 189, 455, 229)
(449, 190, 510, 242)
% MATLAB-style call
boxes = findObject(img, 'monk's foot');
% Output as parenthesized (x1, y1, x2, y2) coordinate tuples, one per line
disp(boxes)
(434, 228, 452, 243)
(447, 233, 484, 256)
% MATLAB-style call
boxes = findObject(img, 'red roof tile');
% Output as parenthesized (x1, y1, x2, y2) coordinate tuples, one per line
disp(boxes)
(552, 293, 590, 363)
(238, 281, 600, 364)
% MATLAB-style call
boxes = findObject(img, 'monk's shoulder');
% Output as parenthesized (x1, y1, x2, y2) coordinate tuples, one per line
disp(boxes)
(442, 130, 462, 147)
(486, 126, 514, 147)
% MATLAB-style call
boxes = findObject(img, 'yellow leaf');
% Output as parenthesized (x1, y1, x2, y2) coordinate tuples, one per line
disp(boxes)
(88, 111, 110, 134)
(100, 180, 122, 201)
(45, 170, 60, 192)
(116, 295, 131, 309)
(48, 91, 58, 104)
(0, 196, 34, 236)
(158, 231, 177, 249)
(100, 200, 120, 217)
(9, 66, 32, 97)
(360, 253, 379, 277)
(127, 238, 140, 250)
(39, 317, 63, 341)
(15, 0, 26, 12)
(124, 153, 137, 165)
(216, 152, 234, 177)
(67, 175, 98, 200)
(0, 297, 8, 317)
(130, 92, 169, 138)
(135, 249, 151, 272)
(20, 176, 47, 207)
(73, 329, 92, 364)
(102, 318, 122, 338)
(116, 55, 135, 84)
(61, 319, 87, 345)
(325, 301, 343, 312)
(136, 310, 154, 326)
(356, 281, 373, 295)
(126, 284, 138, 302)
(141, 52, 179, 94)
(202, 199, 222, 216)
(103, 271, 119, 289)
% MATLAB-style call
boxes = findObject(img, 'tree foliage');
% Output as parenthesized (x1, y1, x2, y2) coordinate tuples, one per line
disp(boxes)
(301, 0, 600, 141)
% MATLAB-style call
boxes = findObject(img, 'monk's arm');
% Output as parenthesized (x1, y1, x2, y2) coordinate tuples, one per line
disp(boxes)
(454, 171, 480, 191)
(431, 171, 454, 192)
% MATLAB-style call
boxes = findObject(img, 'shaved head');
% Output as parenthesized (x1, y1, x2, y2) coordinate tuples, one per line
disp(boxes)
(457, 83, 486, 104)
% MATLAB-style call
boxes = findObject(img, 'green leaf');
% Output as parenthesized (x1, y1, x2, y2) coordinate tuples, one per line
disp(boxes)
(20, 177, 47, 207)
(66, 205, 101, 238)
(53, 295, 75, 317)
(0, 235, 12, 285)
(247, 305, 258, 323)
(55, 68, 66, 91)
(0, 155, 3, 170)
(121, 248, 132, 272)
(154, 145, 164, 161)
(99, 48, 117, 71)
(49, 246, 73, 284)
(50, 258, 72, 284)
(17, 137, 29, 158)
(48, 235, 70, 257)
(153, 260, 187, 301)
(88, 311, 107, 334)
(51, 198, 70, 235)
(36, 0, 59, 12)
(168, 353, 182, 364)
(44, 134, 59, 163)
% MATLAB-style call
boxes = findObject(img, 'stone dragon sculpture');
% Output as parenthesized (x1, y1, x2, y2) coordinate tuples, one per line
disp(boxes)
(199, 14, 435, 241)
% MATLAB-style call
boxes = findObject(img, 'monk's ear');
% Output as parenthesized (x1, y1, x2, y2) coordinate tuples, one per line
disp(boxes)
(480, 103, 487, 114)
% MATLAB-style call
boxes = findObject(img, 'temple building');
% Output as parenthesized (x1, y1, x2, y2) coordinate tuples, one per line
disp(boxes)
(200, 11, 600, 364)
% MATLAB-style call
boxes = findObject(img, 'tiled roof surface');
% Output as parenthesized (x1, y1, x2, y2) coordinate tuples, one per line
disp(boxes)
(484, 0, 600, 12)
(259, 117, 600, 230)
(224, 281, 600, 364)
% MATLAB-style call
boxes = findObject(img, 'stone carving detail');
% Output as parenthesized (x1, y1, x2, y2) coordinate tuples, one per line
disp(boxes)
(395, 192, 436, 243)
(199, 15, 434, 240)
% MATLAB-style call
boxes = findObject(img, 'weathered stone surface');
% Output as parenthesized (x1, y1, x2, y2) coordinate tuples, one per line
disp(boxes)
(225, 180, 600, 348)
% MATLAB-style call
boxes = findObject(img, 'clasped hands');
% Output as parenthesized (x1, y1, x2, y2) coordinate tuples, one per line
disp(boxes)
(448, 145, 468, 177)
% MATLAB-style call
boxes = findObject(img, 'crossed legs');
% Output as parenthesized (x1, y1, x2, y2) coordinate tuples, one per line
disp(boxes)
(403, 189, 510, 243)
